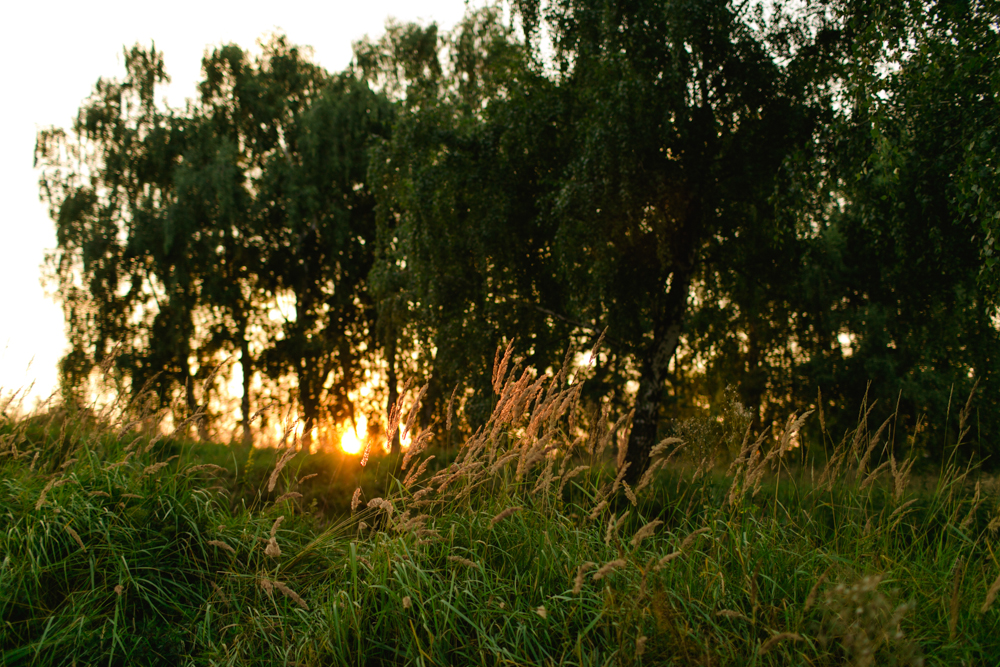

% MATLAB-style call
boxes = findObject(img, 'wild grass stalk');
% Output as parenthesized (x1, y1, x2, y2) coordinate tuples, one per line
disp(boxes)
(1, 351, 997, 665)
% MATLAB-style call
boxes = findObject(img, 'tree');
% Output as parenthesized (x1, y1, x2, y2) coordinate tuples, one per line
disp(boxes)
(232, 39, 394, 443)
(167, 45, 272, 445)
(796, 0, 1000, 456)
(38, 38, 395, 445)
(36, 45, 214, 425)
(368, 1, 838, 479)
(361, 10, 581, 434)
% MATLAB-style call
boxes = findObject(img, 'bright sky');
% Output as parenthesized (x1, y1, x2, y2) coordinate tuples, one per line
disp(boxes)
(0, 0, 473, 409)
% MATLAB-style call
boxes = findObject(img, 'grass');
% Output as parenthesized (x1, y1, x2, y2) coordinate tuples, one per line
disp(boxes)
(1, 359, 999, 666)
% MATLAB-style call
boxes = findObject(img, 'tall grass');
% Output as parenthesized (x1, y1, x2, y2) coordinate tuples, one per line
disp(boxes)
(1, 352, 998, 665)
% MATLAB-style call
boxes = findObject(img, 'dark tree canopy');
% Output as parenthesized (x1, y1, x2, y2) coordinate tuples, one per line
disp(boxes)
(777, 0, 1000, 453)
(36, 1, 1000, 473)
(364, 0, 845, 479)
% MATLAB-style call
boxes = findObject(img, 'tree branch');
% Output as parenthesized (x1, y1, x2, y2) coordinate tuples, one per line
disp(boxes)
(512, 301, 634, 352)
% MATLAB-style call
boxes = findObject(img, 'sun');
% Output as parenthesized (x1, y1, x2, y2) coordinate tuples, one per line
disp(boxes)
(340, 415, 367, 455)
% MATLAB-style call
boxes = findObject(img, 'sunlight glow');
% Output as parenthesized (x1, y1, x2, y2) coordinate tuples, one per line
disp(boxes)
(341, 414, 368, 455)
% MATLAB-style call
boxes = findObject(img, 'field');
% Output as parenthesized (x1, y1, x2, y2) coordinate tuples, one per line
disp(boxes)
(2, 366, 999, 666)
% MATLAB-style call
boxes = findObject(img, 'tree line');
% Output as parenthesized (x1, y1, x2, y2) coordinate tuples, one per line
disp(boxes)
(36, 0, 1000, 477)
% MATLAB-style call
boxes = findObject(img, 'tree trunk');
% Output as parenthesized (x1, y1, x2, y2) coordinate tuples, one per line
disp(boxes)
(623, 269, 691, 485)
(386, 333, 401, 455)
(299, 363, 319, 450)
(185, 376, 198, 430)
(240, 335, 253, 448)
(184, 371, 211, 441)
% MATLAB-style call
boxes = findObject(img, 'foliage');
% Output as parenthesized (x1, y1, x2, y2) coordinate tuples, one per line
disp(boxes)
(782, 0, 1000, 457)
(36, 38, 394, 445)
(361, 9, 578, 432)
(34, 0, 1000, 471)
(36, 46, 192, 408)
(363, 1, 848, 481)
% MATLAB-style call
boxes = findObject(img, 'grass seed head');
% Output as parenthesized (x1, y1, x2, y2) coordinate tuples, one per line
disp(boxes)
(532, 457, 556, 494)
(759, 633, 802, 654)
(490, 506, 523, 526)
(446, 383, 460, 431)
(448, 555, 479, 569)
(588, 499, 608, 521)
(35, 480, 55, 511)
(657, 551, 683, 569)
(604, 510, 629, 545)
(805, 566, 832, 610)
(358, 436, 373, 467)
(622, 481, 637, 506)
(490, 450, 520, 475)
(558, 464, 590, 496)
(679, 527, 710, 552)
(636, 459, 664, 493)
(649, 437, 684, 460)
(265, 539, 281, 558)
(716, 609, 750, 622)
(143, 455, 179, 477)
(65, 525, 85, 552)
(860, 460, 890, 491)
(265, 516, 285, 558)
(273, 580, 308, 609)
(960, 481, 984, 530)
(982, 572, 1000, 613)
(631, 519, 663, 548)
(611, 460, 631, 494)
(592, 559, 626, 581)
(267, 446, 297, 492)
(887, 499, 919, 529)
(402, 383, 430, 445)
(185, 463, 225, 475)
(367, 497, 395, 517)
(573, 562, 596, 594)
(207, 540, 236, 555)
(492, 340, 515, 394)
(404, 454, 435, 488)
(269, 516, 285, 539)
(351, 487, 362, 513)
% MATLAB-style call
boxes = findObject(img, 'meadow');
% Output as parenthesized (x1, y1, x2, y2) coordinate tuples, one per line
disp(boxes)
(1, 358, 998, 665)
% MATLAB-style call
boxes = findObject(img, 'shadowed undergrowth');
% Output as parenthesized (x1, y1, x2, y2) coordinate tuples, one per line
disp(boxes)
(1, 355, 999, 666)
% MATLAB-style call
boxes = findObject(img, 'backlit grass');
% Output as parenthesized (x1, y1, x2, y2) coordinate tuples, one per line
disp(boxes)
(1, 361, 998, 665)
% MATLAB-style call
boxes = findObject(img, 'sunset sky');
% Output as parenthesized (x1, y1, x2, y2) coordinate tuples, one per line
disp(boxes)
(0, 0, 473, 408)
